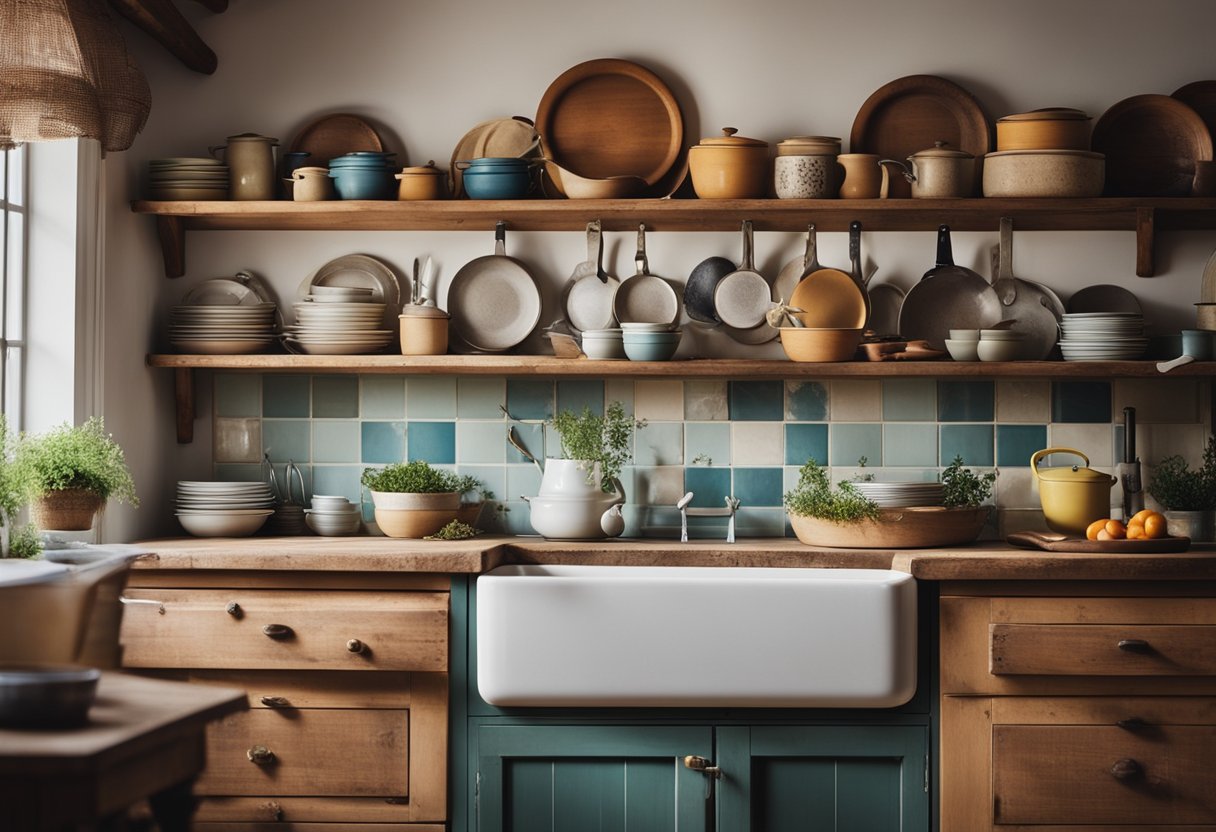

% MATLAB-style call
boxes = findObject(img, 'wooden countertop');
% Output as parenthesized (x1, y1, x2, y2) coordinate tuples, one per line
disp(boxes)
(131, 535, 1216, 582)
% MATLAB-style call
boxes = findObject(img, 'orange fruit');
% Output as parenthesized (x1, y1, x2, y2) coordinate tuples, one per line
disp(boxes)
(1127, 523, 1145, 540)
(1096, 529, 1113, 541)
(1086, 519, 1108, 540)
(1144, 513, 1167, 540)
(1104, 519, 1127, 540)
(1130, 509, 1156, 526)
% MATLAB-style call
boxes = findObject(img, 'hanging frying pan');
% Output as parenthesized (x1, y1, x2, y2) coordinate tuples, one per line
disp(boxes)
(448, 221, 542, 351)
(898, 225, 1002, 349)
(563, 220, 618, 333)
(613, 224, 680, 326)
(991, 217, 1064, 359)
(847, 220, 874, 326)
(790, 226, 867, 329)
(774, 223, 824, 306)
(713, 220, 772, 330)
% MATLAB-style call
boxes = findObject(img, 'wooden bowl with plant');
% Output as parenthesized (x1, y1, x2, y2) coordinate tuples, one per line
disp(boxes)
(361, 460, 461, 539)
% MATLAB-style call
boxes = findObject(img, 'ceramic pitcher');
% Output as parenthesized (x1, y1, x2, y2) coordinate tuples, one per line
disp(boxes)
(210, 133, 279, 200)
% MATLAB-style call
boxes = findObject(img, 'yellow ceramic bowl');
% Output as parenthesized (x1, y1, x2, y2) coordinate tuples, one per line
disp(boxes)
(779, 327, 863, 362)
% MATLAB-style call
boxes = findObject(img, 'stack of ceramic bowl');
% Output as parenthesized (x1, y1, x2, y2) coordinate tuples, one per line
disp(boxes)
(169, 282, 278, 355)
(944, 329, 980, 361)
(621, 323, 681, 361)
(146, 157, 229, 201)
(1058, 312, 1147, 361)
(175, 481, 275, 537)
(851, 481, 945, 508)
(977, 328, 1030, 362)
(305, 495, 362, 536)
(286, 288, 392, 354)
(327, 152, 397, 200)
(581, 328, 626, 359)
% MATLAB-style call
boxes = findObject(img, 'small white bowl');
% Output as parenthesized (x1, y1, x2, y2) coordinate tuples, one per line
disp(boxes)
(177, 511, 271, 537)
(582, 338, 627, 360)
(949, 329, 980, 342)
(945, 339, 980, 361)
(977, 339, 1023, 361)
(979, 329, 1029, 341)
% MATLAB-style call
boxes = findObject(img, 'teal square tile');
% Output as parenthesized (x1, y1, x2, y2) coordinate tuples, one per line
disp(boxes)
(883, 378, 937, 421)
(735, 507, 786, 537)
(785, 381, 828, 421)
(1052, 381, 1111, 423)
(360, 376, 405, 418)
(312, 375, 358, 418)
(506, 465, 542, 503)
(938, 381, 994, 422)
(263, 375, 310, 418)
(312, 421, 360, 463)
(730, 380, 784, 421)
(883, 423, 938, 467)
(407, 377, 458, 418)
(684, 467, 731, 508)
(407, 421, 455, 464)
(313, 465, 363, 504)
(361, 421, 405, 464)
(996, 424, 1047, 467)
(734, 467, 783, 507)
(940, 424, 995, 467)
(685, 423, 730, 468)
(830, 423, 883, 467)
(785, 423, 829, 466)
(458, 377, 505, 418)
(507, 423, 546, 464)
(500, 501, 535, 535)
(634, 422, 682, 466)
(506, 379, 554, 421)
(557, 380, 604, 416)
(454, 465, 505, 503)
(212, 463, 263, 482)
(457, 421, 506, 464)
(263, 420, 310, 463)
(214, 374, 261, 418)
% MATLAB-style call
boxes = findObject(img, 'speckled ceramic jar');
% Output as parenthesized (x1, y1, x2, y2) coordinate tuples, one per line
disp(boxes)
(774, 155, 841, 199)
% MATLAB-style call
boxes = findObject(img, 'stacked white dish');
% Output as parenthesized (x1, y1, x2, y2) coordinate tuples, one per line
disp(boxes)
(286, 287, 392, 354)
(176, 481, 275, 537)
(147, 157, 229, 201)
(305, 495, 363, 536)
(1058, 312, 1147, 361)
(170, 275, 278, 355)
(851, 481, 945, 508)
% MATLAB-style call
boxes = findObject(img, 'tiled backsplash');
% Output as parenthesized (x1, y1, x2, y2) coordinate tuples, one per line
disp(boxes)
(212, 374, 1211, 539)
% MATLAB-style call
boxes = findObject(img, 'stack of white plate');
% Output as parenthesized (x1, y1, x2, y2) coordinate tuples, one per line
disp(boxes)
(147, 157, 229, 201)
(169, 276, 279, 355)
(176, 481, 275, 537)
(851, 481, 945, 508)
(305, 495, 363, 536)
(286, 287, 392, 354)
(1058, 312, 1147, 361)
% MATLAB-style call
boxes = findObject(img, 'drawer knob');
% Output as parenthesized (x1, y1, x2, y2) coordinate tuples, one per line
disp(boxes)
(346, 638, 366, 654)
(262, 623, 294, 640)
(226, 601, 243, 618)
(1110, 758, 1143, 781)
(259, 695, 290, 708)
(1116, 716, 1148, 730)
(247, 745, 276, 766)
(1117, 638, 1151, 653)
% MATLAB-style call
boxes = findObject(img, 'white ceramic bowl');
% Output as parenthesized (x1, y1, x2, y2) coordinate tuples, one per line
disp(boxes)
(976, 339, 1023, 362)
(945, 339, 980, 361)
(310, 495, 353, 509)
(979, 329, 1029, 341)
(948, 329, 980, 342)
(177, 511, 271, 537)
(581, 337, 627, 360)
(305, 513, 362, 536)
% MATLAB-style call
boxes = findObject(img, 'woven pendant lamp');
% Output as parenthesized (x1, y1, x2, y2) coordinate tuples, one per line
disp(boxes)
(0, 0, 151, 152)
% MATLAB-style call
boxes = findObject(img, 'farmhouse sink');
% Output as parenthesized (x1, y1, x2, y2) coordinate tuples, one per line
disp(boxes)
(476, 565, 917, 708)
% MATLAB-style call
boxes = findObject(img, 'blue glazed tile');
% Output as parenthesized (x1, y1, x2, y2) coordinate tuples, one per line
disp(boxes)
(938, 381, 995, 422)
(604, 380, 634, 416)
(785, 423, 829, 466)
(883, 423, 938, 467)
(360, 376, 405, 418)
(263, 420, 310, 463)
(361, 421, 405, 464)
(506, 423, 546, 464)
(735, 507, 787, 537)
(458, 377, 505, 418)
(996, 424, 1048, 467)
(312, 375, 358, 418)
(457, 421, 506, 464)
(407, 421, 456, 464)
(830, 423, 883, 467)
(733, 467, 783, 507)
(729, 380, 784, 421)
(213, 463, 263, 482)
(214, 374, 261, 418)
(500, 501, 536, 536)
(684, 467, 731, 508)
(883, 379, 937, 421)
(455, 465, 505, 504)
(312, 465, 363, 504)
(407, 377, 458, 418)
(940, 424, 995, 467)
(556, 380, 605, 416)
(1052, 381, 1112, 423)
(685, 423, 730, 468)
(785, 381, 828, 421)
(506, 465, 542, 503)
(312, 421, 360, 463)
(506, 379, 554, 421)
(634, 422, 682, 466)
(262, 375, 310, 418)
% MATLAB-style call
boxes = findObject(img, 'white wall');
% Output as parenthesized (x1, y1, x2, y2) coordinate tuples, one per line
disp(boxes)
(100, 0, 1216, 540)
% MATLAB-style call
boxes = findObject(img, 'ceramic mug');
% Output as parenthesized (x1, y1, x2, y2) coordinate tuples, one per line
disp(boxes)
(774, 155, 841, 199)
(837, 154, 883, 199)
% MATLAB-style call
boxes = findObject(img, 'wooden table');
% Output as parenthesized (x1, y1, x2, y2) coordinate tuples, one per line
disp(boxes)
(0, 671, 245, 831)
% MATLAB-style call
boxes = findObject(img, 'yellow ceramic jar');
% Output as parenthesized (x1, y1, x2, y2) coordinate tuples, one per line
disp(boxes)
(688, 128, 769, 199)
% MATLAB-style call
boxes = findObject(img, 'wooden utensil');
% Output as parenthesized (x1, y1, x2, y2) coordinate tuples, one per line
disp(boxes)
(1092, 94, 1213, 196)
(1007, 530, 1190, 554)
(288, 113, 383, 167)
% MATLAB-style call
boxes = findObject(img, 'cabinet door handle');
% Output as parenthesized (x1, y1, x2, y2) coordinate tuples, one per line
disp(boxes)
(262, 624, 294, 640)
(1116, 716, 1148, 730)
(683, 755, 722, 779)
(259, 695, 290, 708)
(1110, 758, 1143, 781)
(1117, 638, 1151, 653)
(247, 745, 276, 766)
(226, 601, 243, 618)
(346, 638, 366, 654)
(120, 596, 166, 615)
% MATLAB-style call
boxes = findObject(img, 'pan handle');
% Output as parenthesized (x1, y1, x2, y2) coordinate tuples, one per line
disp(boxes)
(740, 220, 754, 271)
(494, 220, 507, 256)
(849, 221, 864, 286)
(995, 217, 1019, 305)
(934, 225, 955, 269)
(803, 224, 816, 270)
(635, 223, 650, 275)
(585, 220, 606, 282)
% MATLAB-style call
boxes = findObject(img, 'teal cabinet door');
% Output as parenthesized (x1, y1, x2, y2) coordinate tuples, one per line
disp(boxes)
(716, 725, 929, 832)
(476, 724, 715, 832)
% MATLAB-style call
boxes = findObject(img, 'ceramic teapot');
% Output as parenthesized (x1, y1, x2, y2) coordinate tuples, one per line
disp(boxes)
(524, 458, 627, 540)
(879, 141, 975, 198)
(1031, 447, 1116, 535)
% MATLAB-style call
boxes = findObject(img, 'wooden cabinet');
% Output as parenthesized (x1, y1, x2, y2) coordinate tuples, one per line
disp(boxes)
(120, 571, 449, 830)
(939, 583, 1216, 831)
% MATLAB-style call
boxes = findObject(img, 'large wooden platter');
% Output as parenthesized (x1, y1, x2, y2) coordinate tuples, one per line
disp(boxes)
(1092, 94, 1212, 197)
(1172, 80, 1216, 140)
(289, 113, 384, 166)
(1007, 531, 1191, 553)
(850, 74, 992, 198)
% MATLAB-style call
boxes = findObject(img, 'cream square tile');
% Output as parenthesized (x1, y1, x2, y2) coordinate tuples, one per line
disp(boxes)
(829, 380, 881, 421)
(635, 380, 684, 421)
(731, 422, 783, 466)
(1139, 422, 1208, 468)
(995, 467, 1038, 509)
(634, 466, 686, 506)
(605, 379, 635, 415)
(1049, 424, 1113, 467)
(684, 380, 728, 421)
(214, 418, 262, 464)
(996, 380, 1050, 423)
(1114, 379, 1199, 424)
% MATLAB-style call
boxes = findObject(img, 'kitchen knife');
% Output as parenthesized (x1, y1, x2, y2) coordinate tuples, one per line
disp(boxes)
(1119, 406, 1144, 518)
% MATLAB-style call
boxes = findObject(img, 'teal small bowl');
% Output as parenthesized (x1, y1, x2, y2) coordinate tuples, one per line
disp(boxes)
(622, 333, 681, 361)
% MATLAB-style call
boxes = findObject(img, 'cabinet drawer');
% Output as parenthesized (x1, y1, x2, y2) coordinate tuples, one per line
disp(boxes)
(120, 589, 447, 671)
(990, 623, 1216, 676)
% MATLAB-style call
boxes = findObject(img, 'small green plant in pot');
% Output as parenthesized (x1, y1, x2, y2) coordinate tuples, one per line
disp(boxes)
(453, 474, 494, 528)
(1148, 437, 1216, 541)
(361, 460, 461, 538)
(13, 418, 138, 532)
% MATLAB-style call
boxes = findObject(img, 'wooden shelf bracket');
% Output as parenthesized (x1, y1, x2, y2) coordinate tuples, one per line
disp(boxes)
(1136, 207, 1156, 277)
(174, 367, 194, 443)
(156, 216, 186, 278)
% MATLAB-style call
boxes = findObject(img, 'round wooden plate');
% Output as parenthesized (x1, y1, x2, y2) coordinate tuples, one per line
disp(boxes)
(1172, 80, 1216, 139)
(1092, 93, 1213, 196)
(289, 113, 384, 167)
(448, 116, 539, 197)
(850, 74, 992, 199)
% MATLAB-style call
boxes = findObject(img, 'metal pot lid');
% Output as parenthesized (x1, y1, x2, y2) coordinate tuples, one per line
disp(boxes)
(998, 107, 1090, 122)
(696, 127, 767, 148)
(910, 140, 973, 160)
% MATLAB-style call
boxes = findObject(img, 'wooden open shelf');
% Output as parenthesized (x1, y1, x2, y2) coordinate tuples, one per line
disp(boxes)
(132, 197, 1216, 278)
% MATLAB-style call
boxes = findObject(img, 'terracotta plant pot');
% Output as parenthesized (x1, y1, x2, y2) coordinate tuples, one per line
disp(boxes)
(30, 488, 105, 531)
(368, 490, 460, 539)
(788, 506, 989, 549)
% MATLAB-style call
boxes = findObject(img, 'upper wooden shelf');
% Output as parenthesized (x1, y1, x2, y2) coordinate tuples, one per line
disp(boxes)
(132, 197, 1216, 278)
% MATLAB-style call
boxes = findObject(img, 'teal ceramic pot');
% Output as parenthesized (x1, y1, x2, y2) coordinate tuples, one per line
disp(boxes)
(329, 167, 394, 199)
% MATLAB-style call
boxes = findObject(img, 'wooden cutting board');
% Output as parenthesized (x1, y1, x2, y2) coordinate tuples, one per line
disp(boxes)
(1007, 531, 1191, 554)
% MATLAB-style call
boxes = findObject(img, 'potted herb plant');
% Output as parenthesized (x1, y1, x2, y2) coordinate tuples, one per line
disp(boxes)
(453, 474, 494, 528)
(12, 418, 138, 532)
(361, 460, 461, 538)
(1148, 438, 1216, 541)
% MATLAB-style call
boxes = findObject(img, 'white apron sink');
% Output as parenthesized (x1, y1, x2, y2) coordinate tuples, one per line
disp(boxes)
(476, 565, 917, 708)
